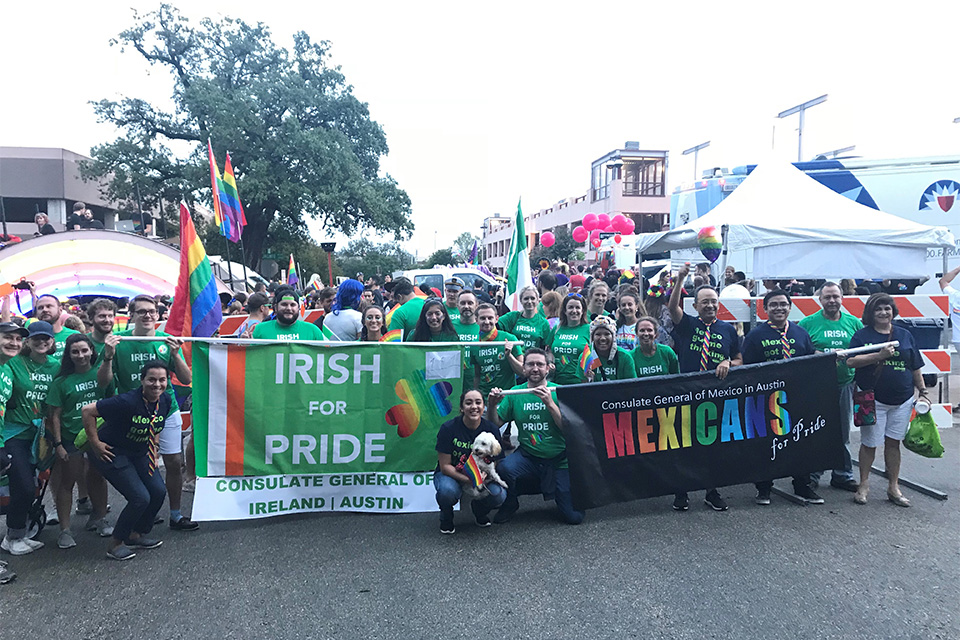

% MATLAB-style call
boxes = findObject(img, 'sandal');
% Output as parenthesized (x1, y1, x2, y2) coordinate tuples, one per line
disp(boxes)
(887, 492, 911, 508)
(853, 492, 868, 505)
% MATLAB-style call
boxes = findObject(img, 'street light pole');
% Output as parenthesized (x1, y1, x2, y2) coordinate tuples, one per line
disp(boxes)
(777, 94, 828, 162)
(682, 141, 711, 180)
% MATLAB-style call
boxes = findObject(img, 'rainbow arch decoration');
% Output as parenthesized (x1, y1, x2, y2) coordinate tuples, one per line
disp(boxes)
(0, 230, 230, 313)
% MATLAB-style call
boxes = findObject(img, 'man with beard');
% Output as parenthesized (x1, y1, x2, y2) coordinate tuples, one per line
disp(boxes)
(743, 290, 819, 505)
(470, 304, 523, 397)
(386, 278, 425, 338)
(452, 290, 481, 393)
(798, 282, 863, 492)
(31, 293, 79, 360)
(253, 287, 326, 340)
(87, 298, 117, 358)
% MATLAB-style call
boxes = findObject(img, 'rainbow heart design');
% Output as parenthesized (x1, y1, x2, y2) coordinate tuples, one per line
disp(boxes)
(384, 370, 454, 438)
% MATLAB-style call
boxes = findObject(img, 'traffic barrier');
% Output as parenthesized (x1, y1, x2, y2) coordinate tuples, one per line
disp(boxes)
(159, 308, 326, 337)
(929, 404, 954, 430)
(920, 349, 952, 375)
(684, 295, 949, 323)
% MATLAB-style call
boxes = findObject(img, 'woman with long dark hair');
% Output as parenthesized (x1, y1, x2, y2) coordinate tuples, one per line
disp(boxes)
(546, 294, 591, 385)
(408, 298, 458, 343)
(360, 305, 386, 342)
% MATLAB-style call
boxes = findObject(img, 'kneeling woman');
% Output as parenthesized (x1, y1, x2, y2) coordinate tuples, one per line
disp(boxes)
(586, 316, 637, 382)
(82, 359, 172, 561)
(433, 389, 506, 534)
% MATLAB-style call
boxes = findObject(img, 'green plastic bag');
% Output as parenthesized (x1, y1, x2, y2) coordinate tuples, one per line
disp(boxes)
(904, 411, 944, 459)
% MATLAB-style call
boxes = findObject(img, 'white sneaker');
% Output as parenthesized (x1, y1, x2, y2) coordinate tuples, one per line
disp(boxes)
(57, 530, 76, 549)
(22, 538, 44, 551)
(1, 537, 36, 556)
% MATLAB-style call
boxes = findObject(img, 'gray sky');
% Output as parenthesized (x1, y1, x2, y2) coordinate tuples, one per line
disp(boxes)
(3, 1, 959, 258)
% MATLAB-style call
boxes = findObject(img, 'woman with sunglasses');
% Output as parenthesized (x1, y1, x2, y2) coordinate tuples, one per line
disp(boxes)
(360, 305, 386, 342)
(408, 298, 459, 342)
(546, 294, 591, 385)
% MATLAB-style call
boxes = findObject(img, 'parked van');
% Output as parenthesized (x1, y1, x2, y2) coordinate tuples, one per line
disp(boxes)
(400, 267, 499, 295)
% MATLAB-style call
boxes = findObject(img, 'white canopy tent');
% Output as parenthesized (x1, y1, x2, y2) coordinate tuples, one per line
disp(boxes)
(634, 161, 955, 279)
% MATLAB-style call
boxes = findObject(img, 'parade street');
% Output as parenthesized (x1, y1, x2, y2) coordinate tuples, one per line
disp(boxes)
(3, 428, 957, 640)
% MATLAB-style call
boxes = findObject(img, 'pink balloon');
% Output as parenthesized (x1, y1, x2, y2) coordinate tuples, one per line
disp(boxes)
(582, 213, 599, 231)
(622, 218, 636, 235)
(603, 224, 615, 233)
(612, 214, 627, 231)
(572, 225, 588, 243)
(590, 229, 600, 242)
(540, 231, 555, 248)
(597, 213, 611, 228)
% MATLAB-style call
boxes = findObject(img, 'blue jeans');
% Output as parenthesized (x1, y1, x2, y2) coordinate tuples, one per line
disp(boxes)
(811, 382, 855, 484)
(3, 438, 35, 537)
(434, 471, 505, 520)
(91, 450, 166, 541)
(497, 449, 584, 524)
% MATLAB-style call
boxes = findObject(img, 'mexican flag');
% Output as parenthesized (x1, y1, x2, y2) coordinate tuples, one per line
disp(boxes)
(504, 199, 533, 311)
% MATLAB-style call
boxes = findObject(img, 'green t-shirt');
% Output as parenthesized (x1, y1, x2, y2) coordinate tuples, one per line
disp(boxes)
(631, 344, 680, 378)
(797, 311, 863, 386)
(498, 311, 550, 350)
(405, 330, 459, 343)
(444, 303, 461, 324)
(89, 333, 107, 358)
(593, 349, 637, 382)
(0, 362, 13, 446)
(46, 368, 113, 438)
(52, 326, 80, 361)
(469, 330, 523, 395)
(588, 309, 613, 322)
(547, 323, 592, 385)
(387, 297, 426, 338)
(497, 382, 566, 465)
(451, 320, 481, 392)
(6, 354, 58, 434)
(114, 330, 181, 414)
(252, 320, 326, 341)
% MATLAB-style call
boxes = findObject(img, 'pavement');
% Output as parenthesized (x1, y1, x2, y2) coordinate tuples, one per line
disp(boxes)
(2, 424, 957, 640)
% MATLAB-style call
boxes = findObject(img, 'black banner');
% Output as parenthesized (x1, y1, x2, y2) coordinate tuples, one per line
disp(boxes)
(557, 354, 844, 510)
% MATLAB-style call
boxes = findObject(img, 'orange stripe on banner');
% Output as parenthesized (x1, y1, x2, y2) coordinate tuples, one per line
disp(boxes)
(842, 298, 865, 317)
(219, 316, 246, 335)
(893, 296, 921, 318)
(716, 304, 736, 322)
(924, 350, 951, 371)
(932, 295, 949, 315)
(304, 309, 324, 324)
(793, 298, 822, 316)
(225, 346, 246, 476)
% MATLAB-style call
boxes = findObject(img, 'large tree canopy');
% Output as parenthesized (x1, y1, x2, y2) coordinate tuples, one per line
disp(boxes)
(82, 4, 413, 266)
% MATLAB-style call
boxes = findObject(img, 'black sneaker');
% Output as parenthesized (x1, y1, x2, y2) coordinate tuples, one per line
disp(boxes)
(755, 491, 771, 506)
(830, 478, 859, 493)
(169, 517, 200, 531)
(475, 515, 492, 528)
(672, 493, 689, 511)
(493, 504, 518, 524)
(439, 520, 455, 535)
(704, 491, 729, 511)
(794, 485, 825, 504)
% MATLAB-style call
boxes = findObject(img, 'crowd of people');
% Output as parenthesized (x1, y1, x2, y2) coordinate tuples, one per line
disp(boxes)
(0, 259, 935, 583)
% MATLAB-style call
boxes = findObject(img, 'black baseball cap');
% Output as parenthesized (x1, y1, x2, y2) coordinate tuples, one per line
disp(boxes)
(0, 322, 28, 337)
(27, 321, 54, 338)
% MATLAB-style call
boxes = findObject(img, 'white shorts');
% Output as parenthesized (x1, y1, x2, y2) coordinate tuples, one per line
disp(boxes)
(860, 398, 913, 448)
(159, 411, 183, 455)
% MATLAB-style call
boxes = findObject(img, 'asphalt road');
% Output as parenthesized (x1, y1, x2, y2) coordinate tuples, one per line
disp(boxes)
(2, 429, 958, 640)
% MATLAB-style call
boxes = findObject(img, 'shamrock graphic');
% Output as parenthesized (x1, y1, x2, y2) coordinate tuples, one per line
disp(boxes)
(384, 369, 454, 438)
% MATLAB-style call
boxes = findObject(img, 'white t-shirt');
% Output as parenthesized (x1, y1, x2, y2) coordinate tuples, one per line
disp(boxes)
(943, 284, 960, 344)
(321, 308, 363, 341)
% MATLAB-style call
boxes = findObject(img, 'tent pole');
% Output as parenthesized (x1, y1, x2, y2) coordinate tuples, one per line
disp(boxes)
(719, 224, 729, 286)
(942, 251, 951, 404)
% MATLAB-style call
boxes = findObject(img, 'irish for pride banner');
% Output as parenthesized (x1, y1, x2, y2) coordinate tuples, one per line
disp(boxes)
(191, 342, 463, 519)
(557, 354, 844, 510)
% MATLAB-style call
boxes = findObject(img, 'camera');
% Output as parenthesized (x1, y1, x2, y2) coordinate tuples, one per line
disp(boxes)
(13, 278, 34, 291)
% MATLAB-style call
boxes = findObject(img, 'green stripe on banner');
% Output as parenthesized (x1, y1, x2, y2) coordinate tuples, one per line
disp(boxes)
(192, 342, 210, 477)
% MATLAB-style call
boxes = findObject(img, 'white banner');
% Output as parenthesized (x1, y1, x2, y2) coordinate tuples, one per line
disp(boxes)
(193, 471, 441, 521)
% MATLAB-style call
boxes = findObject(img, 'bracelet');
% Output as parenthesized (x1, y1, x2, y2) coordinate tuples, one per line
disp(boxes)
(53, 441, 62, 447)
(103, 357, 113, 361)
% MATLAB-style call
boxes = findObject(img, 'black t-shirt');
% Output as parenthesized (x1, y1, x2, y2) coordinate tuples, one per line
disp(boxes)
(849, 325, 923, 405)
(96, 388, 173, 455)
(66, 213, 84, 230)
(671, 313, 741, 373)
(82, 218, 104, 229)
(434, 415, 503, 472)
(741, 322, 815, 364)
(38, 223, 56, 235)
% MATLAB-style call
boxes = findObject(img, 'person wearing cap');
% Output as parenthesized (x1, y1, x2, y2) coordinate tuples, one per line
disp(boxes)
(443, 278, 464, 323)
(1, 321, 58, 556)
(386, 278, 426, 339)
(586, 316, 637, 382)
(252, 287, 327, 340)
(30, 293, 79, 361)
(235, 292, 270, 338)
(100, 295, 198, 531)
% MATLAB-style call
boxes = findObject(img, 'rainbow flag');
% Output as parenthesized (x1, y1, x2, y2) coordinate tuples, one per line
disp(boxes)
(219, 152, 247, 242)
(579, 345, 599, 376)
(287, 254, 298, 286)
(166, 202, 223, 338)
(380, 329, 403, 343)
(207, 140, 235, 242)
(460, 455, 484, 489)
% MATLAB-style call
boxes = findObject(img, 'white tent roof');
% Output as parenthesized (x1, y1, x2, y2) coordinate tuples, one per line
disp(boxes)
(636, 161, 953, 253)
(634, 160, 954, 279)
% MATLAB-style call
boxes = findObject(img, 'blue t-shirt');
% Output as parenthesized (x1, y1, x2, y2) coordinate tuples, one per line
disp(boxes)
(671, 313, 741, 373)
(849, 326, 923, 406)
(96, 388, 173, 456)
(741, 322, 815, 364)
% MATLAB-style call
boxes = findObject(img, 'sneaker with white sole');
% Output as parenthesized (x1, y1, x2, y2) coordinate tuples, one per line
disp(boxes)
(125, 537, 162, 549)
(85, 517, 115, 538)
(57, 530, 77, 549)
(75, 498, 93, 515)
(106, 545, 136, 561)
(21, 538, 44, 551)
(0, 566, 15, 584)
(1, 537, 36, 556)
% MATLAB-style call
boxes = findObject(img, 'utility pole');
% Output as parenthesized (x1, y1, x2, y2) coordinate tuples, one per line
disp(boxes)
(777, 94, 828, 162)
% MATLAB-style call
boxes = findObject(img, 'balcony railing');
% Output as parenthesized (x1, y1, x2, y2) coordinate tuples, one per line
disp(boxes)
(623, 182, 665, 197)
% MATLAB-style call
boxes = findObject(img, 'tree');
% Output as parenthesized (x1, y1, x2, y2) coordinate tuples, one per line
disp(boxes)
(81, 4, 413, 266)
(335, 238, 415, 280)
(529, 226, 579, 266)
(420, 248, 456, 269)
(452, 232, 479, 262)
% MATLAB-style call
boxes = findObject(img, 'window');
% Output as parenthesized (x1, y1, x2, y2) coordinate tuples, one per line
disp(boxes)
(622, 157, 665, 196)
(414, 275, 443, 293)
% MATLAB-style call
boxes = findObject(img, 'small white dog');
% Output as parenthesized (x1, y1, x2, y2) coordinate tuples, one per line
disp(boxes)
(459, 432, 508, 498)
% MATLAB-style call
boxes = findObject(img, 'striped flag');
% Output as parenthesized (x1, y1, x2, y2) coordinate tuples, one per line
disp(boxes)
(220, 152, 247, 242)
(166, 202, 222, 338)
(287, 254, 298, 286)
(579, 344, 599, 376)
(207, 140, 235, 241)
(380, 329, 403, 343)
(504, 199, 533, 311)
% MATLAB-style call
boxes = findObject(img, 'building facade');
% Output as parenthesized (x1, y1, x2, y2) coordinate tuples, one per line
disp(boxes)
(483, 142, 669, 275)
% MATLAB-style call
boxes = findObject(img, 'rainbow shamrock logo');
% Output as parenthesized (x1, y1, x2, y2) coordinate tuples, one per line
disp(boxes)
(384, 369, 454, 438)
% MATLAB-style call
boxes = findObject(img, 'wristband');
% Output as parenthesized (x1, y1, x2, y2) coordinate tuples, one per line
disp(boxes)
(103, 356, 113, 361)
(54, 441, 62, 447)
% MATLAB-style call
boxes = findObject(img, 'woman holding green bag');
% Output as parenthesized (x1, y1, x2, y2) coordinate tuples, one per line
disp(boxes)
(847, 293, 926, 507)
(1, 321, 58, 556)
(46, 334, 114, 549)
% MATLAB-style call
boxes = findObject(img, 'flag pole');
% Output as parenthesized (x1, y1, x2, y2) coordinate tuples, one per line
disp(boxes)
(238, 235, 251, 292)
(222, 237, 236, 293)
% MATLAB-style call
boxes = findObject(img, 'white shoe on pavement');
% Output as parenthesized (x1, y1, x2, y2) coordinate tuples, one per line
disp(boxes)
(1, 537, 37, 556)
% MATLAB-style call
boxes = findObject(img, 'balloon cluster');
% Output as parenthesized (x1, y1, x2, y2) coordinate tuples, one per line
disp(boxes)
(571, 212, 635, 249)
